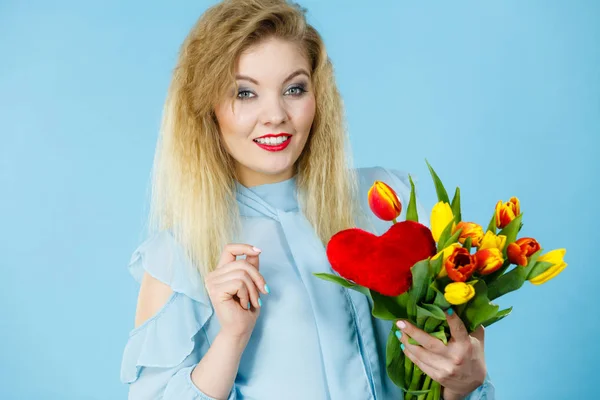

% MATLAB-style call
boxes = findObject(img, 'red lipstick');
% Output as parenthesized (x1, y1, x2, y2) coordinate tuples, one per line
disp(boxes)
(253, 133, 292, 152)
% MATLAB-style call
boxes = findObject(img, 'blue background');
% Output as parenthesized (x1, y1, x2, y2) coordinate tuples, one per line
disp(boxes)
(1, 0, 598, 399)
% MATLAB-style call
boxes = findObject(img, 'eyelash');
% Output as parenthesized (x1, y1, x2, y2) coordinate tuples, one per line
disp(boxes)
(236, 84, 308, 100)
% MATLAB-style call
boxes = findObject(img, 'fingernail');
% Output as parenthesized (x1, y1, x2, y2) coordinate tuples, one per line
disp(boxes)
(400, 343, 405, 351)
(395, 330, 402, 340)
(396, 320, 406, 329)
(258, 298, 263, 307)
(247, 302, 251, 310)
(447, 308, 454, 316)
(264, 284, 270, 294)
(252, 246, 262, 253)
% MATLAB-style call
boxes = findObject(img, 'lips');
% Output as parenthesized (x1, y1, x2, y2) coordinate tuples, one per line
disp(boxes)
(253, 133, 292, 152)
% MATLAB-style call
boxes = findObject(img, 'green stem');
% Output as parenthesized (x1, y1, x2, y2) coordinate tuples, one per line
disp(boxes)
(426, 380, 441, 400)
(404, 353, 413, 389)
(408, 363, 423, 393)
(417, 375, 432, 400)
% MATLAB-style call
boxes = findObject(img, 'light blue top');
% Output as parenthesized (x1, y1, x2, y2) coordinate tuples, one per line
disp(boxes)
(120, 167, 496, 400)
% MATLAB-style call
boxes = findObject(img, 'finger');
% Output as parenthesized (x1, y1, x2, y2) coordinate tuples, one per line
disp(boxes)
(396, 320, 445, 354)
(446, 308, 469, 343)
(216, 279, 252, 311)
(471, 325, 485, 344)
(245, 253, 260, 271)
(212, 260, 269, 295)
(213, 269, 261, 308)
(217, 243, 262, 269)
(400, 340, 444, 383)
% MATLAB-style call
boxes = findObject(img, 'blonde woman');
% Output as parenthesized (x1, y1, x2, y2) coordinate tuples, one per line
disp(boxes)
(120, 1, 494, 399)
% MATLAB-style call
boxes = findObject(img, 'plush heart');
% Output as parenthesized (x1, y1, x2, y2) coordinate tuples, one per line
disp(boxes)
(326, 221, 437, 296)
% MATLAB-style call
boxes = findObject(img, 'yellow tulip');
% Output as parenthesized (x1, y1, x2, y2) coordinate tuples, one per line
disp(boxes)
(479, 231, 507, 251)
(430, 201, 454, 242)
(444, 282, 476, 305)
(529, 249, 567, 285)
(432, 243, 461, 278)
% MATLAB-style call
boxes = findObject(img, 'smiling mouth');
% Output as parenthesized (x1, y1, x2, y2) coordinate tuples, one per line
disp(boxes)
(252, 135, 292, 145)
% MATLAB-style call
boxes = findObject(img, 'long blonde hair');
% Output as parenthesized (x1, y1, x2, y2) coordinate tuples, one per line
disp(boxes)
(149, 0, 361, 278)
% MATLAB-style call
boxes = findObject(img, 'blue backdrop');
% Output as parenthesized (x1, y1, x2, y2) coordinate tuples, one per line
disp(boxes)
(1, 1, 598, 399)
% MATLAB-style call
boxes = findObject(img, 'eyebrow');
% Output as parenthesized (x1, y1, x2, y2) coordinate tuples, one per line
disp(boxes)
(235, 68, 310, 85)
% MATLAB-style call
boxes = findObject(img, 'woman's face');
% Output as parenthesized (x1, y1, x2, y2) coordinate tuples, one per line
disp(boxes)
(215, 37, 316, 187)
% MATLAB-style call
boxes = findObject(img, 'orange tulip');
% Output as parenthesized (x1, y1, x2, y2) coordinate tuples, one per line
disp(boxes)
(368, 181, 402, 222)
(453, 221, 484, 247)
(475, 248, 504, 275)
(495, 197, 520, 229)
(507, 237, 541, 266)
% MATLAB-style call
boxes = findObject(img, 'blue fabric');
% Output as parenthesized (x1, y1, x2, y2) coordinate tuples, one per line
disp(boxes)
(120, 166, 495, 399)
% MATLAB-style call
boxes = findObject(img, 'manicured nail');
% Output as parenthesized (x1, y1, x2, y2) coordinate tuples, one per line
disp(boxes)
(264, 284, 270, 294)
(252, 246, 262, 253)
(396, 320, 406, 329)
(395, 330, 402, 340)
(247, 302, 251, 310)
(447, 308, 454, 316)
(258, 298, 263, 307)
(400, 343, 405, 351)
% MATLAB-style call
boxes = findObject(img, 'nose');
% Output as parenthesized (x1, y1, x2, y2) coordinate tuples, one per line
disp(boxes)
(260, 95, 288, 126)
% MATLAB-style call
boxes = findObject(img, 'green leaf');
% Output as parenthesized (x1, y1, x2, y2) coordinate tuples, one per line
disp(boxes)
(409, 260, 432, 306)
(527, 261, 554, 280)
(313, 273, 369, 296)
(482, 307, 513, 328)
(462, 280, 499, 332)
(406, 174, 419, 222)
(487, 265, 528, 301)
(451, 187, 462, 223)
(431, 283, 451, 310)
(426, 159, 450, 204)
(370, 290, 410, 320)
(486, 211, 497, 233)
(498, 214, 524, 256)
(463, 236, 472, 253)
(430, 330, 449, 345)
(424, 316, 443, 333)
(440, 228, 463, 251)
(386, 327, 407, 389)
(418, 303, 446, 320)
(430, 256, 444, 280)
(437, 219, 455, 251)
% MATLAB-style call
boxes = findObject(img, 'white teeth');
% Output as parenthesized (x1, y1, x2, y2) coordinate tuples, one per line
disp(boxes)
(254, 136, 290, 145)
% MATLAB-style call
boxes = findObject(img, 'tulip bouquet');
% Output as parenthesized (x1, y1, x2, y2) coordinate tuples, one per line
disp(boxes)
(315, 162, 567, 400)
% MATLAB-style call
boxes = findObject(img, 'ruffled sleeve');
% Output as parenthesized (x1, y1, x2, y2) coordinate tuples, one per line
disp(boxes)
(120, 231, 237, 400)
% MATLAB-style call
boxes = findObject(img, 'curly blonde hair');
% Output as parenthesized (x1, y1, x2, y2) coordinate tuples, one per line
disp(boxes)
(149, 0, 360, 278)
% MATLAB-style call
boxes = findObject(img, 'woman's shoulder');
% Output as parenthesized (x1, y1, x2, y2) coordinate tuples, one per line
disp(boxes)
(127, 230, 208, 304)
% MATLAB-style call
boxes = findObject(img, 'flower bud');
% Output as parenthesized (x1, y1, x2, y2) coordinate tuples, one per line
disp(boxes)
(444, 282, 476, 305)
(453, 222, 484, 248)
(507, 237, 541, 267)
(529, 249, 567, 285)
(479, 231, 507, 251)
(368, 181, 402, 221)
(495, 197, 520, 229)
(430, 201, 454, 242)
(475, 248, 504, 275)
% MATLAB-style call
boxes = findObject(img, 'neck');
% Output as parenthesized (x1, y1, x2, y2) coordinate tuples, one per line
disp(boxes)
(235, 165, 295, 188)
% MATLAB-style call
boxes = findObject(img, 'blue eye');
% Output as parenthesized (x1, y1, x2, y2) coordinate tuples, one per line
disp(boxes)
(285, 84, 307, 97)
(237, 90, 255, 100)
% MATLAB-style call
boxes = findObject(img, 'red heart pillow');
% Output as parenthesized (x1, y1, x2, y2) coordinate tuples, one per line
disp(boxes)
(326, 221, 437, 296)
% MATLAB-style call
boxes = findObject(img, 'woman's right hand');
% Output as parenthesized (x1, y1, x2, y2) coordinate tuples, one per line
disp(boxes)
(204, 244, 269, 340)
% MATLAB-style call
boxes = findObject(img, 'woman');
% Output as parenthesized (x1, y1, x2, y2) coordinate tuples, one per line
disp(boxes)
(120, 0, 495, 399)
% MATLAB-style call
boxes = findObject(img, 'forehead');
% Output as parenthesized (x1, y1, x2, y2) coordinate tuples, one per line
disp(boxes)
(236, 38, 310, 80)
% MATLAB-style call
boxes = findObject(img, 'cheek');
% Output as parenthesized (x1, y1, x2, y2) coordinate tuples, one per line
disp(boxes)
(216, 104, 257, 139)
(291, 96, 316, 130)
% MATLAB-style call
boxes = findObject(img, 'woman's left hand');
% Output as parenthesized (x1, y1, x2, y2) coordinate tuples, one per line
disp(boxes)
(395, 310, 487, 400)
